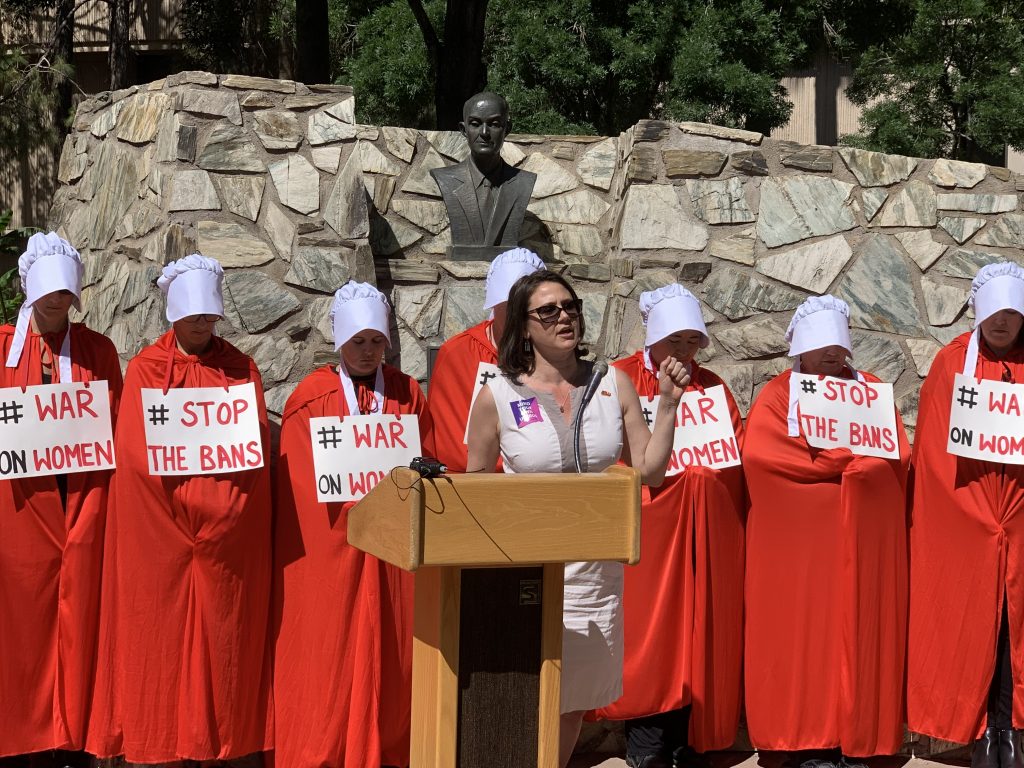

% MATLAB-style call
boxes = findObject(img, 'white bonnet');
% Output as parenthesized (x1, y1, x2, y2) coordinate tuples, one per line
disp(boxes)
(970, 262, 1024, 327)
(330, 280, 391, 350)
(483, 247, 546, 311)
(785, 294, 852, 358)
(639, 283, 709, 349)
(158, 253, 225, 322)
(19, 231, 83, 310)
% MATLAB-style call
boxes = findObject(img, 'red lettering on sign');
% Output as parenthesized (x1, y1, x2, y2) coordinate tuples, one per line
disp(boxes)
(989, 392, 1022, 417)
(148, 444, 189, 472)
(35, 387, 98, 421)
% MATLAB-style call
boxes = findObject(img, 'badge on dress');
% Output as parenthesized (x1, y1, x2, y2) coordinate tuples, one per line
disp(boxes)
(511, 397, 544, 428)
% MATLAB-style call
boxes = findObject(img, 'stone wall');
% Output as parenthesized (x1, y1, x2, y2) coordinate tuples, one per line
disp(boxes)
(49, 72, 1024, 437)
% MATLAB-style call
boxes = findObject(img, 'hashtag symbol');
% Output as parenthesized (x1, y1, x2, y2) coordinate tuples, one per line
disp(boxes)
(318, 425, 344, 449)
(148, 404, 170, 425)
(479, 370, 497, 386)
(642, 406, 653, 427)
(957, 385, 979, 410)
(0, 400, 23, 424)
(801, 380, 817, 394)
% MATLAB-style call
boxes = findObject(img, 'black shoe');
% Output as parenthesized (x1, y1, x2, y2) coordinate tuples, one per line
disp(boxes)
(673, 746, 712, 768)
(1001, 729, 1024, 768)
(626, 755, 673, 768)
(973, 726, 1001, 768)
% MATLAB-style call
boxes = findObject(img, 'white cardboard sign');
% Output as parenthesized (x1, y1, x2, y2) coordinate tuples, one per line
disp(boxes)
(645, 385, 741, 474)
(463, 362, 501, 443)
(0, 381, 114, 478)
(795, 374, 899, 459)
(141, 383, 264, 476)
(947, 373, 1024, 463)
(310, 414, 422, 502)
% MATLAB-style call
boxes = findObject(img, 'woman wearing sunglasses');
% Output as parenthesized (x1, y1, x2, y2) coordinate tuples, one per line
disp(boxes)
(274, 280, 434, 768)
(0, 233, 122, 768)
(591, 284, 746, 768)
(909, 262, 1024, 768)
(466, 269, 691, 768)
(89, 254, 272, 765)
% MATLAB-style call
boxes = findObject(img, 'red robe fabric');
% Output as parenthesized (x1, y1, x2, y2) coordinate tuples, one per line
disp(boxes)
(426, 319, 495, 473)
(273, 364, 434, 768)
(0, 323, 122, 757)
(591, 353, 746, 752)
(908, 332, 1024, 742)
(743, 369, 909, 757)
(88, 330, 272, 762)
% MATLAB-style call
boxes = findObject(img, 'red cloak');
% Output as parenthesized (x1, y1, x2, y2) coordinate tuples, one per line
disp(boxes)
(743, 369, 909, 757)
(426, 319, 495, 473)
(88, 330, 272, 762)
(908, 332, 1024, 742)
(591, 352, 746, 751)
(0, 323, 122, 757)
(273, 364, 433, 768)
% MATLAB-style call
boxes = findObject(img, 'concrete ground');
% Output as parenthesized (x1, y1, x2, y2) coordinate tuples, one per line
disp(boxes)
(569, 753, 967, 768)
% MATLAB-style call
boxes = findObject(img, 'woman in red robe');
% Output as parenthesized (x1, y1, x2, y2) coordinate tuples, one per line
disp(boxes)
(89, 254, 272, 764)
(908, 262, 1024, 768)
(744, 295, 909, 766)
(0, 233, 121, 767)
(428, 248, 543, 472)
(591, 284, 745, 768)
(274, 281, 434, 768)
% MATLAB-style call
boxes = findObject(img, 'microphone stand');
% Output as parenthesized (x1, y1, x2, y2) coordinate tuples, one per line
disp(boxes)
(573, 360, 608, 473)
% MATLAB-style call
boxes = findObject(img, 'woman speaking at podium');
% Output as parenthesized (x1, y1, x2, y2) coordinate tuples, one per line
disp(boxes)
(466, 269, 690, 768)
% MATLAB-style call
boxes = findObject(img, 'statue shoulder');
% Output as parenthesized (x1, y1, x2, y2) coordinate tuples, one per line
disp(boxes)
(430, 160, 470, 187)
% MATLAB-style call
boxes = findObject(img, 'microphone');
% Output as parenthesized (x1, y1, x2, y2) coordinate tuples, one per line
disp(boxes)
(573, 360, 609, 473)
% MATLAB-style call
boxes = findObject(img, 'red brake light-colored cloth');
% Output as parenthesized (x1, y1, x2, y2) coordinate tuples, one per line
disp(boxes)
(0, 323, 122, 757)
(273, 364, 433, 768)
(426, 319, 495, 473)
(743, 369, 909, 757)
(590, 352, 746, 751)
(908, 332, 1024, 742)
(88, 330, 272, 762)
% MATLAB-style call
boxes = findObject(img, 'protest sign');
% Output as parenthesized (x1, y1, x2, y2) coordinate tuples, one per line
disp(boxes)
(311, 414, 422, 502)
(948, 373, 1024, 463)
(141, 382, 264, 476)
(646, 385, 741, 474)
(0, 381, 114, 478)
(463, 362, 501, 443)
(795, 374, 899, 459)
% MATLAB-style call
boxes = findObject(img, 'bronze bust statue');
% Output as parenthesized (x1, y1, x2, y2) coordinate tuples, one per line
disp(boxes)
(431, 92, 536, 260)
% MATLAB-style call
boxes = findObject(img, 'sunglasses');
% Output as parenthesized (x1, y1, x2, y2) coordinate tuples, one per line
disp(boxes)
(180, 314, 220, 324)
(528, 299, 584, 323)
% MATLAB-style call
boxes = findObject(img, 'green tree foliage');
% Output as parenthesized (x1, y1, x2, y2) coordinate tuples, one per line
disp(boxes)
(342, 0, 812, 134)
(844, 0, 1024, 160)
(180, 0, 276, 75)
(0, 1, 73, 150)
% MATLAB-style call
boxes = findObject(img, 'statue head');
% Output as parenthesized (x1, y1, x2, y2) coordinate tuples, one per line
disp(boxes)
(460, 92, 511, 168)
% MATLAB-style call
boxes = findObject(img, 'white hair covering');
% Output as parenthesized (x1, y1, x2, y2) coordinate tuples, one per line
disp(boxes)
(158, 254, 225, 323)
(330, 280, 391, 416)
(963, 261, 1024, 376)
(785, 294, 853, 358)
(640, 283, 708, 348)
(330, 280, 391, 351)
(785, 295, 862, 437)
(5, 232, 84, 382)
(483, 247, 545, 312)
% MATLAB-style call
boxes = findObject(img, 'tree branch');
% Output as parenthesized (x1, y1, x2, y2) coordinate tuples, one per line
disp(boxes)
(406, 0, 440, 71)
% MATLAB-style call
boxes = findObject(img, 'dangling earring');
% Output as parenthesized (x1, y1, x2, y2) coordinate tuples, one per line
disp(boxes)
(523, 337, 532, 353)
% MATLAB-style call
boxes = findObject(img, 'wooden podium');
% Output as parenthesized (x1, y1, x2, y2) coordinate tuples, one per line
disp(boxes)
(348, 465, 641, 768)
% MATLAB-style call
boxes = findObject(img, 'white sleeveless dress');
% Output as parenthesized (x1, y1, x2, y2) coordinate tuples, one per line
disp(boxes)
(486, 364, 625, 713)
